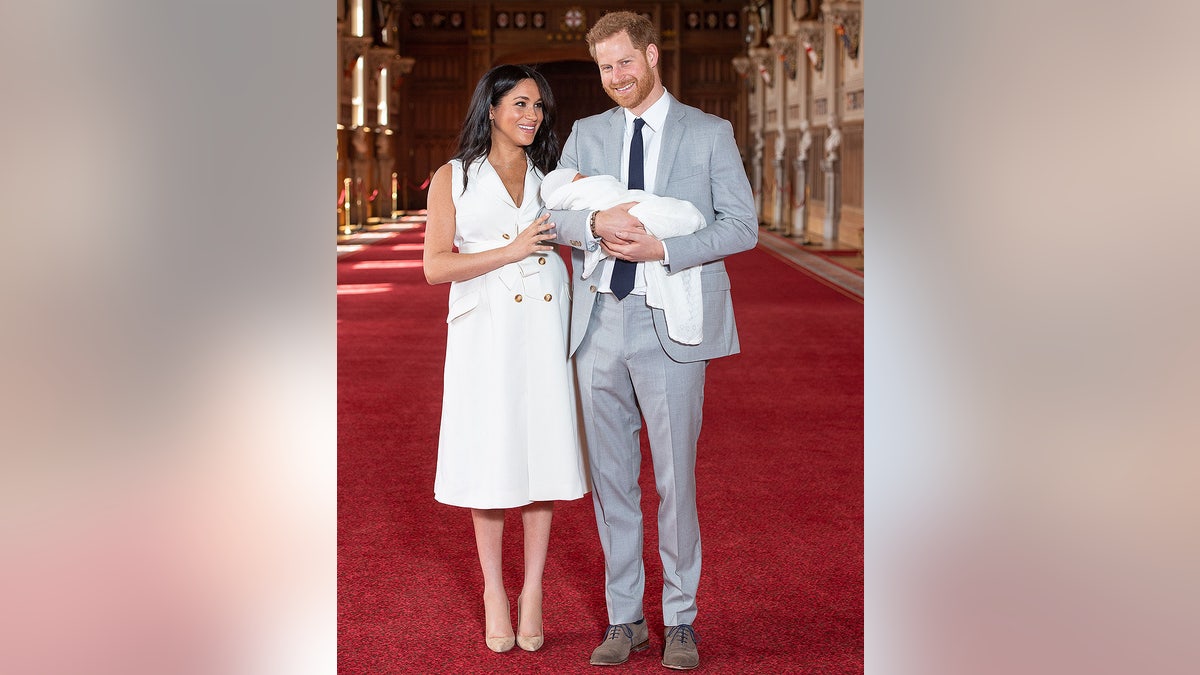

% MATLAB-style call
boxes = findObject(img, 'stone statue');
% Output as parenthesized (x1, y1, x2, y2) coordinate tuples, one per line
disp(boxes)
(824, 121, 842, 163)
(798, 119, 812, 161)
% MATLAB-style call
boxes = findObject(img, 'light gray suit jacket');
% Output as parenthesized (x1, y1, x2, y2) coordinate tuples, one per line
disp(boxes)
(548, 93, 759, 362)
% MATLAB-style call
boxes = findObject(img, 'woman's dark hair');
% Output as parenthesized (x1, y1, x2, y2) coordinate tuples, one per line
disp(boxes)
(452, 64, 559, 192)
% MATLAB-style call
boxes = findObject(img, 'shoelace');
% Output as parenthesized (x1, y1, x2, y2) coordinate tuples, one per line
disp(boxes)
(665, 624, 700, 646)
(604, 624, 633, 641)
(600, 619, 638, 638)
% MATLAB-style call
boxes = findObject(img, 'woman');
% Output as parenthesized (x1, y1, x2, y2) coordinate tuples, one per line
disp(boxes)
(423, 64, 588, 654)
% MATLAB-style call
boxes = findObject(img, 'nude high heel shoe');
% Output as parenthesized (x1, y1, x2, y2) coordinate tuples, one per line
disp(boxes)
(516, 595, 544, 652)
(484, 594, 515, 653)
(485, 635, 516, 653)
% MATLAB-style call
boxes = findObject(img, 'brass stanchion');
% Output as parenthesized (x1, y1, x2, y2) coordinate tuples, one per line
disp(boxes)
(354, 176, 363, 231)
(391, 172, 399, 218)
(342, 177, 352, 235)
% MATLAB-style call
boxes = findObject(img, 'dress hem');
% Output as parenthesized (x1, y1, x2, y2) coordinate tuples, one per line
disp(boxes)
(434, 489, 590, 510)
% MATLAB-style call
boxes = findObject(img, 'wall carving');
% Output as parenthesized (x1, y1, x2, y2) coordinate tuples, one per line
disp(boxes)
(408, 10, 465, 30)
(797, 24, 823, 72)
(831, 11, 861, 61)
(768, 35, 799, 81)
(684, 11, 740, 31)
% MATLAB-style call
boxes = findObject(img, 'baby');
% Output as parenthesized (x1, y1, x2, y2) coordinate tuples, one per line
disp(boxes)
(540, 167, 707, 345)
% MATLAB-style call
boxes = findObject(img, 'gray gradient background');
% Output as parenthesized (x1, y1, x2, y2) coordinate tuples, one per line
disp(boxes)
(1, 3, 332, 674)
(1, 1, 1197, 673)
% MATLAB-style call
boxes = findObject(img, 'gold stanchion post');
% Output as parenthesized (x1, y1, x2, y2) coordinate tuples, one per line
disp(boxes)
(343, 177, 352, 235)
(391, 172, 399, 218)
(354, 176, 363, 231)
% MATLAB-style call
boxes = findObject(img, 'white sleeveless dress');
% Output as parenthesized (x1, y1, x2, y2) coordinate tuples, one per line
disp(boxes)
(433, 157, 589, 509)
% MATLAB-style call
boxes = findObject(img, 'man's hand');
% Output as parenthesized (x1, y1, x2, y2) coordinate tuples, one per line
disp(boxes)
(601, 229, 665, 262)
(593, 202, 644, 241)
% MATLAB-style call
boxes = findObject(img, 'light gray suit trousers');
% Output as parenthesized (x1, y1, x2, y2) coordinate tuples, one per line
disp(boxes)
(549, 93, 758, 626)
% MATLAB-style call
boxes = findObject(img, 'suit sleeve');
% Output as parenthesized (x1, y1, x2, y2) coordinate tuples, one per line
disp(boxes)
(662, 119, 759, 273)
(546, 120, 595, 251)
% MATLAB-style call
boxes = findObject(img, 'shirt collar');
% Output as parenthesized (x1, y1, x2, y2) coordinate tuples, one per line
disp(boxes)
(624, 89, 670, 133)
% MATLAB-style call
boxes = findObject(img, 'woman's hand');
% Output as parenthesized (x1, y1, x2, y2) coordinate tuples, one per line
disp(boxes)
(507, 213, 556, 263)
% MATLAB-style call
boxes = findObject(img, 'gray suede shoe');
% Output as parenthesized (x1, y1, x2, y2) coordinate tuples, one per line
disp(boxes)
(589, 620, 650, 666)
(661, 624, 700, 670)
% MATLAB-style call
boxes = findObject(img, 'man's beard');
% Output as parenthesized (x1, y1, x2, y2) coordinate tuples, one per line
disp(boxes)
(605, 73, 654, 110)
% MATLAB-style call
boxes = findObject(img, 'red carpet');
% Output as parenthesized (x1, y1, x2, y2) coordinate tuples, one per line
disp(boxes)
(338, 222, 862, 674)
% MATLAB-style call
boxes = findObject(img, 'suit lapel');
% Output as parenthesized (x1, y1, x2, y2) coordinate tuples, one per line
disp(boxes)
(604, 110, 625, 178)
(656, 94, 686, 189)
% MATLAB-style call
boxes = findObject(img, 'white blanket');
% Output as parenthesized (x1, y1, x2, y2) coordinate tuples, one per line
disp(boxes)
(541, 169, 707, 345)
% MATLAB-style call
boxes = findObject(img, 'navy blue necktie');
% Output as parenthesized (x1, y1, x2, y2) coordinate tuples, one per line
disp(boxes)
(610, 118, 644, 300)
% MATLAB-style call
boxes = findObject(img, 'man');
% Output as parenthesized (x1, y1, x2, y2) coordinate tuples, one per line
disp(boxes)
(546, 11, 758, 670)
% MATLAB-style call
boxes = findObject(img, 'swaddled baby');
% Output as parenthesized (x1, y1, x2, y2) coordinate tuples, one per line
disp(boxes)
(540, 167, 706, 345)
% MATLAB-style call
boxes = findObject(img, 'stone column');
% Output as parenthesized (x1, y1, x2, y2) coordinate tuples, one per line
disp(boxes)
(771, 131, 786, 232)
(748, 46, 773, 224)
(831, 3, 861, 248)
(794, 119, 813, 242)
(748, 127, 758, 219)
(777, 135, 787, 233)
(820, 2, 846, 245)
(741, 61, 765, 222)
(767, 34, 793, 234)
(795, 21, 823, 242)
(823, 117, 842, 244)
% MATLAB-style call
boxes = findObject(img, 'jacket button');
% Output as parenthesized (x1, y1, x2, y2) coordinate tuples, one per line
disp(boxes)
(502, 233, 511, 240)
(537, 257, 546, 265)
(544, 293, 552, 301)
(514, 294, 523, 302)
(589, 285, 597, 293)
